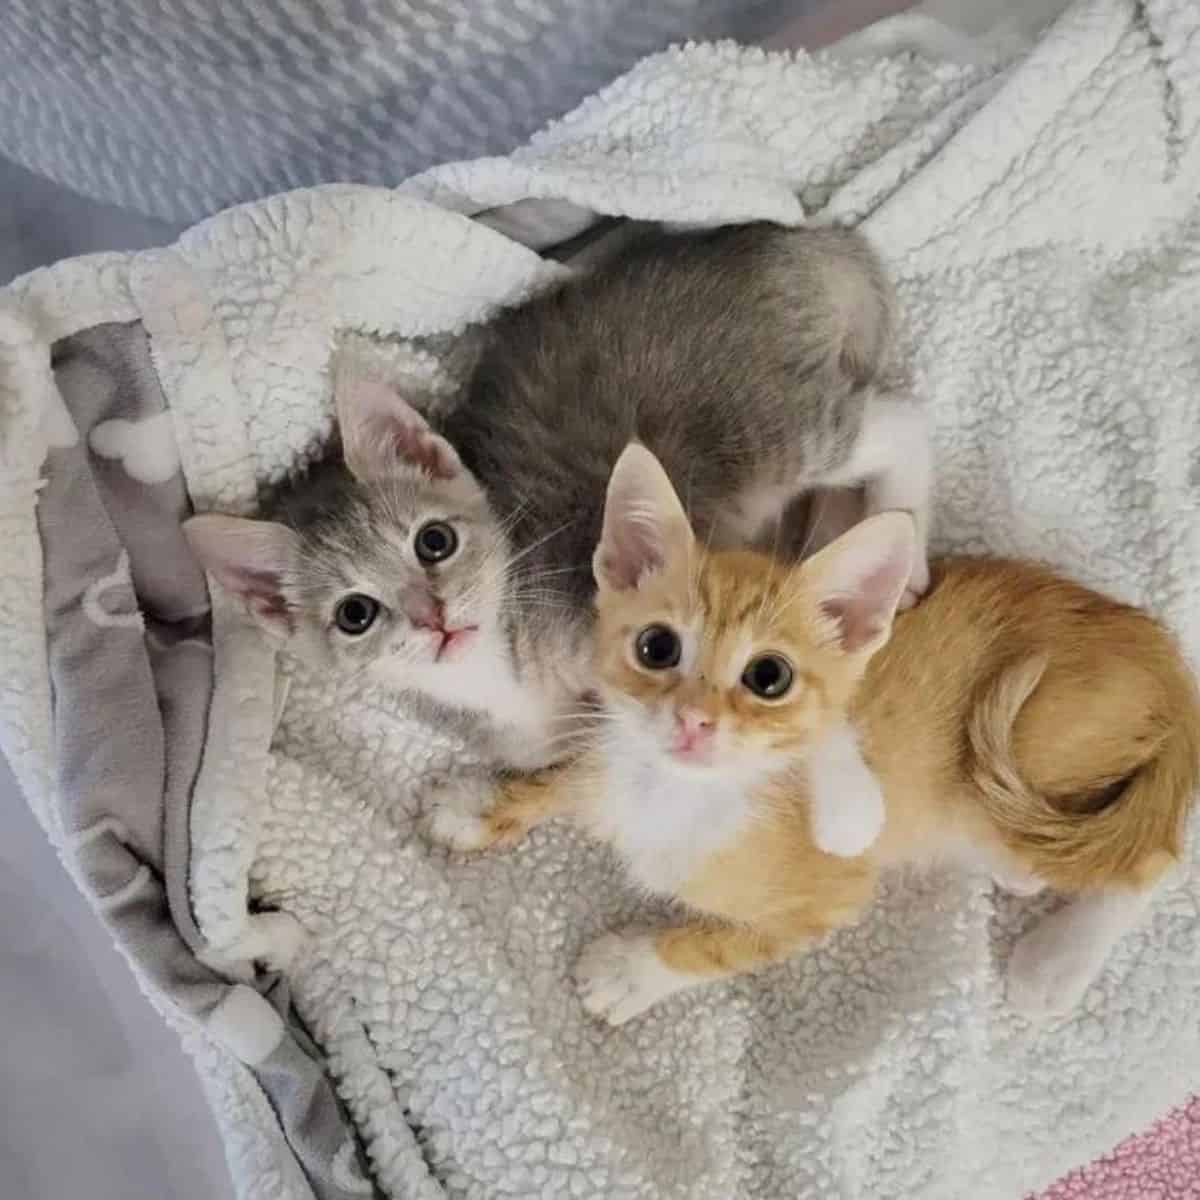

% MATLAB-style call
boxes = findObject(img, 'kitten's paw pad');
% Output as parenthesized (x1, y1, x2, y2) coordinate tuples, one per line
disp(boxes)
(1006, 922, 1096, 1021)
(574, 933, 687, 1026)
(422, 806, 494, 853)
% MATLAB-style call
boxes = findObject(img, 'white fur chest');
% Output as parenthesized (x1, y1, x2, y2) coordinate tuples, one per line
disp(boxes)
(384, 627, 585, 770)
(583, 752, 755, 898)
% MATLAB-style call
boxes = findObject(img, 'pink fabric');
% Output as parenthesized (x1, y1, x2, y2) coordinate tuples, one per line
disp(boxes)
(1032, 1096, 1200, 1199)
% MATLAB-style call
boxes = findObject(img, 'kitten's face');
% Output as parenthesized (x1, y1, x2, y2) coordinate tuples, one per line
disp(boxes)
(593, 550, 857, 776)
(589, 443, 915, 780)
(282, 471, 508, 683)
(184, 366, 517, 695)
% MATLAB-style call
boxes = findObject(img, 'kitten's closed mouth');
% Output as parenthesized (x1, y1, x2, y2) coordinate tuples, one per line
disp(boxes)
(668, 745, 716, 769)
(434, 626, 477, 663)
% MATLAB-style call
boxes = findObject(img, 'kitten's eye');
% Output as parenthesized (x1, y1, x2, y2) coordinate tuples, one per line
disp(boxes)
(635, 624, 682, 670)
(334, 593, 380, 636)
(742, 654, 794, 699)
(415, 521, 458, 564)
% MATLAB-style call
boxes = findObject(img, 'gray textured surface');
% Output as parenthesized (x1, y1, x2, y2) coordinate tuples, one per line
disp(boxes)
(0, 755, 234, 1200)
(0, 157, 181, 287)
(0, 0, 806, 224)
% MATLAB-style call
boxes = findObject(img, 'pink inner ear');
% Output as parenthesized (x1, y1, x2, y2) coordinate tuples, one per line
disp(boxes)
(598, 524, 665, 591)
(223, 565, 294, 632)
(391, 423, 458, 481)
(821, 560, 905, 652)
(335, 371, 461, 482)
(247, 589, 293, 632)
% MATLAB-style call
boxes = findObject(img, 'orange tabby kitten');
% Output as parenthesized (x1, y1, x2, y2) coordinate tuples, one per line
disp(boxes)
(427, 445, 1200, 1025)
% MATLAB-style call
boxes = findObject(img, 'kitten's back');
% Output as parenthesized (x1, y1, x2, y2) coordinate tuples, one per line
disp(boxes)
(861, 559, 1200, 889)
(441, 223, 895, 608)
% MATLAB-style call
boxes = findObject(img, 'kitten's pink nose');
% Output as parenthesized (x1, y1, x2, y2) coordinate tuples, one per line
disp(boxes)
(404, 591, 443, 630)
(672, 707, 715, 756)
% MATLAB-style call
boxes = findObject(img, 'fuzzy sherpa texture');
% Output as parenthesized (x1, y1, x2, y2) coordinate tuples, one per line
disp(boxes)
(2, 1, 1199, 1196)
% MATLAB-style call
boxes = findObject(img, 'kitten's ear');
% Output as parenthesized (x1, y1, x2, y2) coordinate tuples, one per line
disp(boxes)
(802, 511, 915, 655)
(183, 514, 300, 637)
(594, 443, 693, 591)
(333, 366, 462, 483)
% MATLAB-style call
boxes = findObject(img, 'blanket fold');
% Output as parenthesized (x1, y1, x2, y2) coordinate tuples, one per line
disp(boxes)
(1, 3, 1197, 1197)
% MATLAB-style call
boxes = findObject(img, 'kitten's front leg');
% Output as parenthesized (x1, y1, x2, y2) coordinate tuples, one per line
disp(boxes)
(806, 722, 885, 857)
(575, 917, 823, 1026)
(423, 766, 578, 853)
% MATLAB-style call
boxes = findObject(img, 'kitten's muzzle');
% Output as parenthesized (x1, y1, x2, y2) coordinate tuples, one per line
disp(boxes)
(400, 589, 477, 662)
(433, 625, 477, 662)
(671, 707, 716, 762)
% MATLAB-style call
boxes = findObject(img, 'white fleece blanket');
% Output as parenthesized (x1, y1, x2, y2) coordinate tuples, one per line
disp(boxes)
(3, 1, 1199, 1196)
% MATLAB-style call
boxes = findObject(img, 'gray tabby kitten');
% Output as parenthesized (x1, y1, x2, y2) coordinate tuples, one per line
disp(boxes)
(185, 223, 930, 778)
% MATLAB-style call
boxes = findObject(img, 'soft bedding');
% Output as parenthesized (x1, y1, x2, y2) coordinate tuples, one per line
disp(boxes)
(1, 2, 1198, 1196)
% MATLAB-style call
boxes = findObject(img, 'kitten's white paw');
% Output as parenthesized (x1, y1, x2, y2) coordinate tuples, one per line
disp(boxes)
(574, 932, 691, 1026)
(418, 771, 494, 814)
(1008, 888, 1150, 1022)
(1007, 917, 1099, 1020)
(811, 783, 884, 858)
(807, 723, 885, 858)
(423, 806, 492, 853)
(420, 772, 504, 852)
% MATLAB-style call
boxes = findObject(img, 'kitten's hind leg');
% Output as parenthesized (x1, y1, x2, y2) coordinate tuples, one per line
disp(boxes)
(1006, 884, 1159, 1020)
(822, 393, 931, 607)
(786, 487, 866, 562)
